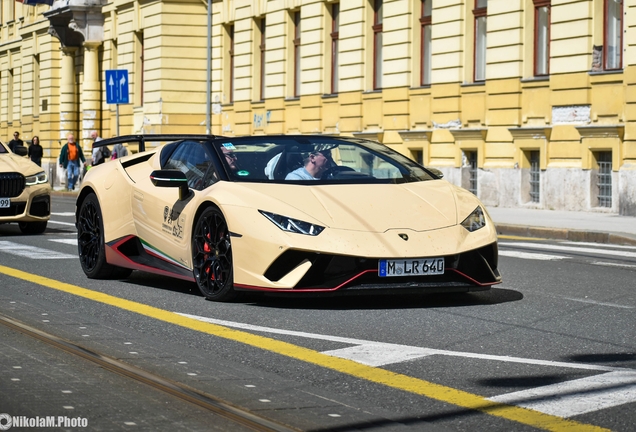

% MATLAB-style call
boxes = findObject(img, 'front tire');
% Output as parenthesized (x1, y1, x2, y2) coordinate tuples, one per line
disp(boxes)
(192, 206, 237, 302)
(18, 221, 47, 234)
(77, 193, 132, 279)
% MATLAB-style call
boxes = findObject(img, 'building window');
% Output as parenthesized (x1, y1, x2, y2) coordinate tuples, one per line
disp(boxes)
(411, 149, 423, 165)
(473, 0, 487, 82)
(34, 55, 40, 118)
(604, 0, 623, 70)
(293, 11, 301, 98)
(8, 69, 14, 123)
(373, 0, 383, 90)
(529, 150, 540, 203)
(228, 25, 235, 103)
(464, 151, 478, 195)
(420, 0, 432, 86)
(259, 18, 266, 101)
(534, 0, 550, 76)
(596, 151, 612, 208)
(330, 3, 340, 94)
(134, 31, 144, 106)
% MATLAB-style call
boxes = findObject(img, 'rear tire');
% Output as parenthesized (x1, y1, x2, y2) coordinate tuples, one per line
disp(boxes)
(192, 206, 238, 302)
(77, 193, 132, 279)
(18, 221, 47, 234)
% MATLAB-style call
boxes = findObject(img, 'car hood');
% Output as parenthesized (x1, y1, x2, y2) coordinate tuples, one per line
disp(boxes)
(233, 180, 460, 232)
(0, 152, 42, 176)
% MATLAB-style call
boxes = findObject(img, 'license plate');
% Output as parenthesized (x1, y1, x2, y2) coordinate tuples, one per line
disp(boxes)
(0, 198, 9, 208)
(379, 257, 445, 277)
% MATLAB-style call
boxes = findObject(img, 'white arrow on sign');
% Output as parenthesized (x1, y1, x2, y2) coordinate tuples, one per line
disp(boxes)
(119, 74, 127, 94)
(108, 75, 115, 100)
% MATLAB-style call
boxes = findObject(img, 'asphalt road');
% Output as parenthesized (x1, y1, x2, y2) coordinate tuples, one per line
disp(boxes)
(0, 194, 634, 431)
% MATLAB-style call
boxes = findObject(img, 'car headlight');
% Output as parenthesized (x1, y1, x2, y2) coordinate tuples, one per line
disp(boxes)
(25, 171, 48, 186)
(461, 206, 486, 232)
(260, 210, 325, 236)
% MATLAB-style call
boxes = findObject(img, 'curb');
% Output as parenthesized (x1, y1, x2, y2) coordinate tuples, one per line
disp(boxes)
(496, 224, 636, 246)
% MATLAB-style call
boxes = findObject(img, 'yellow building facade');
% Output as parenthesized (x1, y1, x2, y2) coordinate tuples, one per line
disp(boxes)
(1, 0, 635, 215)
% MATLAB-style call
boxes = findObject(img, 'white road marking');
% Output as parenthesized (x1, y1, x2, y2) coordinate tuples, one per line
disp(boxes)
(498, 250, 568, 261)
(51, 212, 75, 217)
(561, 241, 636, 251)
(48, 220, 76, 226)
(488, 371, 636, 418)
(0, 241, 76, 259)
(561, 296, 634, 309)
(176, 313, 629, 372)
(502, 242, 636, 259)
(178, 313, 636, 417)
(322, 344, 433, 366)
(592, 261, 636, 270)
(49, 239, 78, 246)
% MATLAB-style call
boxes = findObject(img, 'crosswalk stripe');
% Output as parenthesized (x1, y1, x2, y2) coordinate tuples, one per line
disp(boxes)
(489, 371, 636, 418)
(49, 239, 78, 246)
(502, 242, 636, 258)
(0, 241, 76, 259)
(499, 250, 567, 261)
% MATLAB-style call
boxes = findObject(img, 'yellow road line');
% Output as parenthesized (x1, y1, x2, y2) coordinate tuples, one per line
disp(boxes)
(0, 265, 608, 432)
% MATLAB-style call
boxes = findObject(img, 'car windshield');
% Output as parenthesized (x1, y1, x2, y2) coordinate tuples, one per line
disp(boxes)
(213, 136, 437, 184)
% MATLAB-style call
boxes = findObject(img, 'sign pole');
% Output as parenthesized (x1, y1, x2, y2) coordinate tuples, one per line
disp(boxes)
(206, 0, 212, 134)
(116, 104, 120, 136)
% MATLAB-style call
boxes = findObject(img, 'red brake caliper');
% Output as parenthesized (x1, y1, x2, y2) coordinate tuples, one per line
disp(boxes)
(203, 232, 215, 280)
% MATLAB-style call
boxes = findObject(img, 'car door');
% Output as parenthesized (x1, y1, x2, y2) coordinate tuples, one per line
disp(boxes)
(131, 140, 217, 270)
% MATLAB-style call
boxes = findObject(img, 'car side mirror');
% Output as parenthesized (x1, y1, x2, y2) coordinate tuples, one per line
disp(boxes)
(150, 169, 190, 200)
(427, 167, 444, 179)
(15, 145, 27, 157)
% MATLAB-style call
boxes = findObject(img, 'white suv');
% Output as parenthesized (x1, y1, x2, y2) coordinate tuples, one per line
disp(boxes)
(0, 141, 51, 234)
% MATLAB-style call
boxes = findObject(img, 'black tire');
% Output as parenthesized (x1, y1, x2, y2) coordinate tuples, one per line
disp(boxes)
(192, 206, 238, 302)
(18, 221, 47, 234)
(77, 193, 132, 279)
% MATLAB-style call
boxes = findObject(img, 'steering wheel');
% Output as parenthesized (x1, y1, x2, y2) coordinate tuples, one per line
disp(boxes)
(321, 165, 356, 179)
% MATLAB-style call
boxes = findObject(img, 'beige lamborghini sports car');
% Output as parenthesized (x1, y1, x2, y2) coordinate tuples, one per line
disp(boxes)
(0, 140, 51, 234)
(76, 134, 500, 301)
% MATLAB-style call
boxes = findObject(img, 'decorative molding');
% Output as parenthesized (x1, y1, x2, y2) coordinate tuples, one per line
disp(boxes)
(449, 128, 487, 141)
(508, 127, 552, 141)
(397, 130, 433, 143)
(575, 125, 625, 141)
(353, 131, 384, 142)
(44, 2, 105, 47)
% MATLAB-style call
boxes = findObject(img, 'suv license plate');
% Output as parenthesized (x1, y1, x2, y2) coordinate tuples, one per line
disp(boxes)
(0, 198, 10, 208)
(379, 258, 445, 277)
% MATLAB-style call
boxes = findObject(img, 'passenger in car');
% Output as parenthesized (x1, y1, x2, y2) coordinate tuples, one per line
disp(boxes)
(285, 149, 331, 180)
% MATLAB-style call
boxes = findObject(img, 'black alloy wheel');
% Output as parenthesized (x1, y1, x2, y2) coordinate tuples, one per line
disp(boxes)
(192, 206, 237, 302)
(77, 193, 131, 279)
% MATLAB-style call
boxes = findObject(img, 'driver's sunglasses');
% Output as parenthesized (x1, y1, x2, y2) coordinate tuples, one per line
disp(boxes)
(225, 152, 238, 160)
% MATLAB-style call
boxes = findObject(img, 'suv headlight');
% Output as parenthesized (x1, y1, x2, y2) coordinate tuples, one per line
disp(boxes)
(260, 210, 325, 236)
(25, 171, 48, 186)
(461, 206, 486, 232)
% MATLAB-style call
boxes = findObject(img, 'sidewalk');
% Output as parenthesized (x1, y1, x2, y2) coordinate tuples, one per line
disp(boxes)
(488, 206, 636, 246)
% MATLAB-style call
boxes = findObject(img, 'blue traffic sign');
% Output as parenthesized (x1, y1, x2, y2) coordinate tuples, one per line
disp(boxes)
(105, 69, 130, 104)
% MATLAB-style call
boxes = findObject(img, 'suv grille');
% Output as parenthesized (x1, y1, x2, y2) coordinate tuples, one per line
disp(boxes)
(0, 173, 26, 198)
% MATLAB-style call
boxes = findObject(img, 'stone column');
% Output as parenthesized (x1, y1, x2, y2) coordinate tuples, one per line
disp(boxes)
(82, 42, 102, 148)
(57, 47, 78, 189)
(60, 47, 78, 139)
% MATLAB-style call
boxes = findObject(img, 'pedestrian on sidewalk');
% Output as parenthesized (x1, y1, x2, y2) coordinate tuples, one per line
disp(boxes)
(28, 136, 43, 166)
(90, 130, 110, 166)
(58, 133, 86, 191)
(8, 131, 23, 153)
